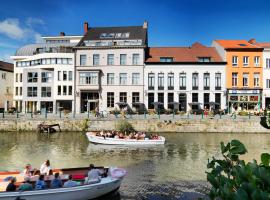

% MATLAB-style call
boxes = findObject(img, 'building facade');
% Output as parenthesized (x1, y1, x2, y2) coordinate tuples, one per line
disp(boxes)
(144, 43, 227, 112)
(74, 22, 148, 113)
(212, 40, 263, 113)
(11, 34, 82, 113)
(0, 61, 13, 111)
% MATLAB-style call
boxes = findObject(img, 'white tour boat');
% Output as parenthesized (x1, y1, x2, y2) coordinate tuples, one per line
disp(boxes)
(86, 132, 166, 145)
(0, 166, 126, 200)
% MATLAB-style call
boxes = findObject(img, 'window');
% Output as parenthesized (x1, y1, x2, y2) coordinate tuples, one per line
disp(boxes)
(80, 54, 86, 66)
(20, 74, 22, 82)
(51, 58, 56, 64)
(62, 58, 67, 65)
(132, 92, 140, 103)
(266, 59, 270, 68)
(107, 54, 114, 65)
(168, 73, 174, 90)
(158, 93, 164, 107)
(41, 72, 52, 83)
(63, 71, 67, 81)
(243, 73, 249, 87)
(267, 79, 270, 88)
(57, 58, 62, 64)
(58, 71, 61, 81)
(215, 73, 221, 90)
(15, 73, 18, 82)
(58, 86, 61, 95)
(107, 73, 114, 85)
(15, 87, 18, 95)
(120, 92, 127, 103)
(119, 73, 127, 85)
(27, 87, 37, 97)
(120, 54, 127, 65)
(132, 54, 140, 65)
(203, 73, 210, 90)
(132, 73, 140, 85)
(93, 54, 100, 66)
(2, 73, 6, 79)
(192, 93, 198, 102)
(254, 56, 260, 67)
(232, 73, 238, 87)
(254, 73, 260, 87)
(198, 57, 211, 62)
(168, 93, 174, 109)
(179, 73, 186, 90)
(20, 87, 22, 95)
(68, 71, 72, 81)
(243, 56, 249, 67)
(107, 92, 114, 107)
(79, 72, 98, 85)
(160, 57, 173, 62)
(148, 73, 155, 90)
(204, 93, 210, 109)
(68, 86, 72, 95)
(67, 58, 72, 65)
(148, 93, 154, 109)
(41, 87, 51, 97)
(27, 72, 38, 82)
(232, 56, 238, 66)
(192, 73, 199, 90)
(215, 93, 221, 109)
(63, 86, 67, 95)
(158, 73, 164, 90)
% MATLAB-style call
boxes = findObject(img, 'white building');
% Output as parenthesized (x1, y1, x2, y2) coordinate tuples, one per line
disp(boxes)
(74, 22, 148, 113)
(0, 61, 13, 111)
(144, 43, 227, 112)
(255, 42, 270, 109)
(11, 33, 82, 113)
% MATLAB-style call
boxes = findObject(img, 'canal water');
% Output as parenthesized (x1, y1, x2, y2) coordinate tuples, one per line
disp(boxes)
(0, 132, 269, 199)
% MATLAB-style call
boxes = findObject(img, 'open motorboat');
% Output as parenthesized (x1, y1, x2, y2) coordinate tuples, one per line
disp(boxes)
(86, 132, 166, 145)
(0, 166, 126, 200)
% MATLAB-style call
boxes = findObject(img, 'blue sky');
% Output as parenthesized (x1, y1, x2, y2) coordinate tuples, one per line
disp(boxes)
(1, 0, 270, 62)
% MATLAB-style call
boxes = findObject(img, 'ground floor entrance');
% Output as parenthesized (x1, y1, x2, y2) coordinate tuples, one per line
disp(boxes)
(41, 101, 53, 113)
(179, 93, 187, 112)
(80, 92, 99, 113)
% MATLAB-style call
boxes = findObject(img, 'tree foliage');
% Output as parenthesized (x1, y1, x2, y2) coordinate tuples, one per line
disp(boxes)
(207, 139, 270, 200)
(115, 120, 135, 133)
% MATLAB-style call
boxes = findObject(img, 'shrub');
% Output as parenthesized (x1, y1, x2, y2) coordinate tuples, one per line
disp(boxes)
(115, 120, 135, 133)
(207, 139, 270, 200)
(238, 111, 249, 116)
(148, 109, 156, 115)
(110, 109, 120, 115)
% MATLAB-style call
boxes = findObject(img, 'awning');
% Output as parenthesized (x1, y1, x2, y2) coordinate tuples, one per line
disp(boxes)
(116, 102, 128, 106)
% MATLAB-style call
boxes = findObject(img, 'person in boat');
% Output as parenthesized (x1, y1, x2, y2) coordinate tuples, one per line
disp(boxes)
(87, 164, 102, 181)
(63, 175, 78, 187)
(35, 175, 47, 190)
(40, 159, 51, 175)
(22, 163, 33, 177)
(50, 172, 62, 188)
(18, 177, 33, 191)
(6, 177, 16, 192)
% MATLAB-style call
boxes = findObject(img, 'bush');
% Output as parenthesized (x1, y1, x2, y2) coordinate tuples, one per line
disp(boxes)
(110, 109, 120, 115)
(207, 139, 270, 200)
(238, 110, 249, 116)
(148, 109, 156, 115)
(115, 120, 135, 133)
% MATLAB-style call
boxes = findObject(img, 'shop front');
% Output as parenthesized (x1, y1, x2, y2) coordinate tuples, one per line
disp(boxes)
(228, 89, 262, 113)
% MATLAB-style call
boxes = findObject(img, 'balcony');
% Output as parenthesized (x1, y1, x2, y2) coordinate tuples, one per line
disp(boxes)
(204, 86, 210, 90)
(34, 47, 73, 55)
(215, 86, 221, 90)
(158, 86, 164, 90)
(179, 86, 186, 90)
(192, 86, 198, 90)
(168, 86, 174, 90)
(148, 86, 154, 90)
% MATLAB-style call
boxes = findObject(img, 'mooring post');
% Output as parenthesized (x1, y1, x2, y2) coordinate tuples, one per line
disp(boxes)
(16, 111, 19, 118)
(173, 110, 175, 119)
(2, 112, 4, 119)
(249, 112, 251, 119)
(45, 108, 47, 119)
(59, 109, 62, 118)
(31, 112, 33, 118)
(144, 111, 146, 119)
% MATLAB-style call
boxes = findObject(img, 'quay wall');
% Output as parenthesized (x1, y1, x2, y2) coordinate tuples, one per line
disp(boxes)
(0, 118, 269, 133)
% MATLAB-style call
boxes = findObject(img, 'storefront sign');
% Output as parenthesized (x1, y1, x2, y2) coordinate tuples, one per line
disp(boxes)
(228, 89, 261, 94)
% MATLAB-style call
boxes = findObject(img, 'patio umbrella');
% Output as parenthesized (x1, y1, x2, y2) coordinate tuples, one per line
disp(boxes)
(152, 102, 164, 110)
(116, 102, 128, 106)
(168, 102, 180, 109)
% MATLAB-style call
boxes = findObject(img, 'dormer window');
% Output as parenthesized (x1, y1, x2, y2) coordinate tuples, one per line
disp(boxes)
(160, 57, 173, 62)
(198, 57, 211, 62)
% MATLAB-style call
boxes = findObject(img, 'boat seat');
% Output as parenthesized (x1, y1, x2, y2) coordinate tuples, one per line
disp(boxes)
(71, 174, 85, 181)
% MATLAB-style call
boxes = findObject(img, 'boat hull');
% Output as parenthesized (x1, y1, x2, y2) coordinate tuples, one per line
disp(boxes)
(0, 177, 122, 200)
(86, 132, 165, 145)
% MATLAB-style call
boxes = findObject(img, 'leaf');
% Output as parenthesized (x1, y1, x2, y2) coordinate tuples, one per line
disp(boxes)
(230, 140, 247, 155)
(261, 153, 270, 166)
(234, 188, 249, 200)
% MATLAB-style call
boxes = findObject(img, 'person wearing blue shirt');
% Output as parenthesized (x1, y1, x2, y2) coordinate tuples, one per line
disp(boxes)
(63, 175, 78, 187)
(51, 173, 62, 189)
(35, 175, 47, 190)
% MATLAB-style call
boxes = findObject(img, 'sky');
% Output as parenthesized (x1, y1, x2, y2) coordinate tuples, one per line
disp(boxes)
(1, 0, 270, 62)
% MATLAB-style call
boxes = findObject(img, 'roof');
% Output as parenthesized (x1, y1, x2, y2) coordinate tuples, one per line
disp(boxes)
(255, 42, 270, 48)
(145, 42, 224, 63)
(77, 26, 147, 46)
(214, 40, 263, 50)
(15, 43, 77, 56)
(0, 61, 14, 72)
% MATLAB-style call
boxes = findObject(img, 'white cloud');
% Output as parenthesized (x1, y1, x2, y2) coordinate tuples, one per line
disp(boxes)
(0, 18, 25, 39)
(0, 18, 44, 42)
(34, 33, 44, 43)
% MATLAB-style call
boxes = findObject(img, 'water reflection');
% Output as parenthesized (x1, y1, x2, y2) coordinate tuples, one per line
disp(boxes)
(0, 132, 270, 199)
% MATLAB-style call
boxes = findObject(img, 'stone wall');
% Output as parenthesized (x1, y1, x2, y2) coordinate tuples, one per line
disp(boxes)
(0, 118, 269, 133)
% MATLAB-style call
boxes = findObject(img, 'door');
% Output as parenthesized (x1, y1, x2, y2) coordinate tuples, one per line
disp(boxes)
(179, 93, 187, 112)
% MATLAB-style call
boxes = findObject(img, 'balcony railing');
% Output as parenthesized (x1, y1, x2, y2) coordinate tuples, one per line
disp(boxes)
(192, 86, 198, 90)
(148, 86, 154, 90)
(179, 86, 186, 90)
(158, 86, 164, 90)
(204, 86, 210, 90)
(215, 86, 221, 90)
(168, 86, 174, 90)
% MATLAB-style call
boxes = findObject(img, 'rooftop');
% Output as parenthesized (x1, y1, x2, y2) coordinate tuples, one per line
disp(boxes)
(145, 42, 224, 63)
(254, 42, 270, 48)
(0, 61, 14, 72)
(214, 40, 263, 49)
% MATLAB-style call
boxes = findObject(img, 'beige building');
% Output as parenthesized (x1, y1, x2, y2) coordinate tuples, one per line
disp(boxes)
(0, 61, 13, 111)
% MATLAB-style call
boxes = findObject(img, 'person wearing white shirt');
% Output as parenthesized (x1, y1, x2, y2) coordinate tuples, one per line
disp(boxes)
(40, 160, 51, 175)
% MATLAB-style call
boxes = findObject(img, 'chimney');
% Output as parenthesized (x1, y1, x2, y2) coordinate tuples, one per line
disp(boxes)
(60, 32, 65, 36)
(143, 20, 148, 29)
(248, 38, 256, 44)
(84, 22, 89, 34)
